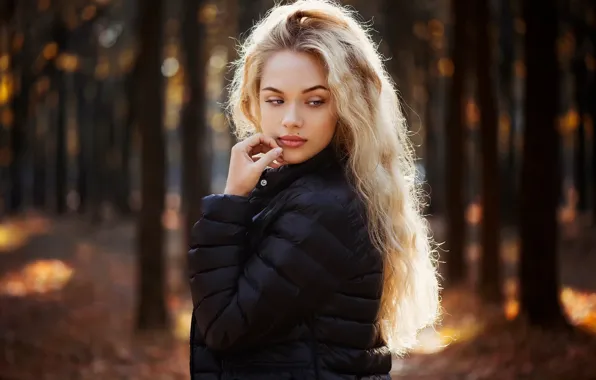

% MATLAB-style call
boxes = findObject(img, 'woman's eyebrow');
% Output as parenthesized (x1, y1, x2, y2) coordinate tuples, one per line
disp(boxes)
(261, 86, 283, 93)
(301, 85, 329, 93)
(260, 85, 329, 94)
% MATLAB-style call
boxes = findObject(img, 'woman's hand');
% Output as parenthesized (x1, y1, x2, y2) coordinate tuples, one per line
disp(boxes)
(224, 133, 284, 197)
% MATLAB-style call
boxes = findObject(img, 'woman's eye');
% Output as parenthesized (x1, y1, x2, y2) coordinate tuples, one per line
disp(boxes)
(265, 99, 284, 105)
(308, 100, 325, 106)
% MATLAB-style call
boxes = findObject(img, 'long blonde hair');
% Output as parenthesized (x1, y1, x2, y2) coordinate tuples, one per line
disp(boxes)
(226, 0, 440, 356)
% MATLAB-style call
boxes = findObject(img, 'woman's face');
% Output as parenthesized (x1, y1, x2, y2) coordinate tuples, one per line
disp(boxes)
(259, 50, 338, 165)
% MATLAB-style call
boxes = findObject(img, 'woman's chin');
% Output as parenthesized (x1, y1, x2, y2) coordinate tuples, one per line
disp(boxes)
(280, 152, 307, 165)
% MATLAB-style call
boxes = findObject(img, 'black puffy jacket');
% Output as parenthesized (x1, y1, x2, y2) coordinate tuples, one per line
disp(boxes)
(188, 146, 392, 379)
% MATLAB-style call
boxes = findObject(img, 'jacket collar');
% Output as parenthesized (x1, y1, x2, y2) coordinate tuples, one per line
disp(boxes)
(250, 144, 343, 200)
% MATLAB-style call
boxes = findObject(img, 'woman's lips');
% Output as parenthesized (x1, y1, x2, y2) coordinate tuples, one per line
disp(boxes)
(278, 136, 306, 148)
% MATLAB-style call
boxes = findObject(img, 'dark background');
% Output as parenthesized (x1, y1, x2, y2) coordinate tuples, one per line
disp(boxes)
(0, 0, 595, 379)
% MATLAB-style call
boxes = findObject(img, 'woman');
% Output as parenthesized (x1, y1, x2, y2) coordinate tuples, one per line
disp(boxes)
(188, 0, 440, 379)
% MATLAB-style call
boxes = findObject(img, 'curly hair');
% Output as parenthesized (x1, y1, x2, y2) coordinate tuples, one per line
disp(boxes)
(226, 0, 441, 356)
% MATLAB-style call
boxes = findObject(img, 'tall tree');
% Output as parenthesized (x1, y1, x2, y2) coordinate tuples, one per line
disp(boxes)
(588, 2, 596, 225)
(2, 0, 26, 215)
(423, 20, 442, 216)
(445, 0, 472, 285)
(135, 0, 168, 330)
(238, 0, 264, 41)
(498, 0, 517, 226)
(115, 67, 135, 216)
(50, 7, 69, 214)
(476, 0, 502, 304)
(382, 0, 417, 126)
(75, 72, 98, 215)
(226, 0, 266, 150)
(181, 0, 210, 272)
(220, 0, 239, 152)
(571, 0, 589, 211)
(519, 0, 568, 328)
(422, 3, 450, 217)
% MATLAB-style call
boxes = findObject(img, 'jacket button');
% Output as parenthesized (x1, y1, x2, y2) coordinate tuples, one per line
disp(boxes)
(260, 179, 267, 186)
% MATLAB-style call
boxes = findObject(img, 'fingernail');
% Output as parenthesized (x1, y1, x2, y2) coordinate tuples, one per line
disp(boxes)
(274, 148, 282, 155)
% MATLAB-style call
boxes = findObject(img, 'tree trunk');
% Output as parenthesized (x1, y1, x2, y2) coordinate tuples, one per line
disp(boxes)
(7, 14, 27, 215)
(219, 0, 239, 155)
(572, 10, 588, 211)
(588, 4, 596, 224)
(135, 0, 168, 331)
(476, 0, 502, 305)
(519, 0, 568, 328)
(8, 72, 28, 215)
(90, 79, 111, 223)
(424, 43, 440, 215)
(103, 79, 119, 214)
(592, 96, 596, 222)
(238, 0, 264, 42)
(230, 0, 267, 148)
(55, 72, 67, 214)
(382, 0, 416, 126)
(592, 85, 596, 224)
(75, 74, 96, 214)
(181, 0, 210, 285)
(498, 0, 517, 227)
(445, 0, 471, 285)
(33, 101, 47, 208)
(51, 14, 69, 214)
(115, 72, 134, 215)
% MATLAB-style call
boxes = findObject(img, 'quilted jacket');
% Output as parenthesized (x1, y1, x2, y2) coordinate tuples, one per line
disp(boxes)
(188, 145, 392, 379)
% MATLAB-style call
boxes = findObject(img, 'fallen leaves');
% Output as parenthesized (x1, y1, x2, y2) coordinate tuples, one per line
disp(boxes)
(0, 218, 595, 380)
(0, 213, 53, 253)
(0, 259, 74, 296)
(0, 222, 29, 253)
(394, 319, 596, 380)
(561, 287, 596, 333)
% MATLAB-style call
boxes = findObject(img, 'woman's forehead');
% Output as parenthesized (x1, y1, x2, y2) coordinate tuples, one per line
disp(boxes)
(259, 52, 329, 95)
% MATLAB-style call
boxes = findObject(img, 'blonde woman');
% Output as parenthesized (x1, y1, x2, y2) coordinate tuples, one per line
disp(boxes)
(188, 0, 440, 378)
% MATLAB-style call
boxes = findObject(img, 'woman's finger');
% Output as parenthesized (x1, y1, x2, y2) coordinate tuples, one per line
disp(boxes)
(252, 156, 284, 168)
(240, 133, 279, 153)
(254, 147, 283, 171)
(248, 143, 273, 156)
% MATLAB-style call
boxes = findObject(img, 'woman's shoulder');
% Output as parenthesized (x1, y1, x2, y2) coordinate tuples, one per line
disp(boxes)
(261, 167, 380, 270)
(280, 171, 367, 233)
(287, 167, 357, 208)
(276, 171, 379, 268)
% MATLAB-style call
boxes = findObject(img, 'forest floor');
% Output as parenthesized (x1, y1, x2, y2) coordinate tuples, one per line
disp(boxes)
(0, 212, 595, 380)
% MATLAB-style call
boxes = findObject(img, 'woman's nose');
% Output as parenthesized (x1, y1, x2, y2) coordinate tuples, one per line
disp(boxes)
(281, 104, 303, 129)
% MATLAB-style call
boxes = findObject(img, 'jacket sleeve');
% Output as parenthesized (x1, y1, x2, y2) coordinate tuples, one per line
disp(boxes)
(188, 191, 357, 352)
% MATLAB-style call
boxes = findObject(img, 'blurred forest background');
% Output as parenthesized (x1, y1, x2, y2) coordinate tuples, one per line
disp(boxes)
(0, 0, 596, 379)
